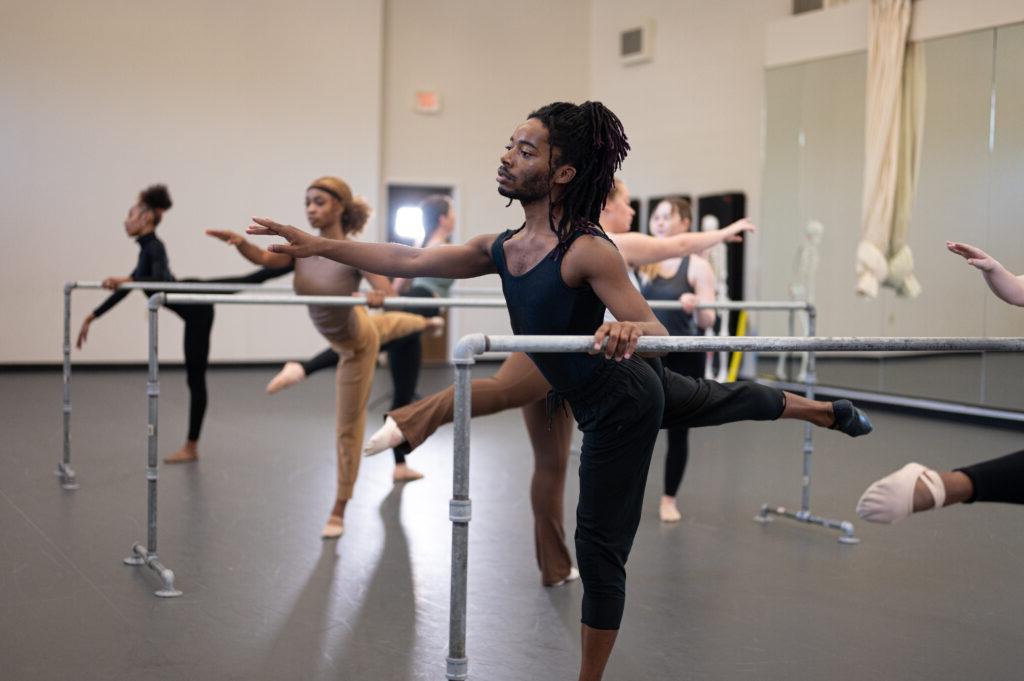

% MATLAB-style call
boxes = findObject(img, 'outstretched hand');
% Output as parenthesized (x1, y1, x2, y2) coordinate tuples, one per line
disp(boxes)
(76, 314, 94, 349)
(592, 321, 643, 361)
(206, 229, 245, 246)
(947, 241, 997, 271)
(722, 218, 756, 243)
(246, 218, 322, 259)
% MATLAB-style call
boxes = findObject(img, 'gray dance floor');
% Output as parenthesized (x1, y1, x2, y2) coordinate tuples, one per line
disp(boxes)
(2, 365, 1023, 680)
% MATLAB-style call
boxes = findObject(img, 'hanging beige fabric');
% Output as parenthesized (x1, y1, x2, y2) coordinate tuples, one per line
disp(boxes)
(885, 41, 925, 297)
(856, 0, 923, 298)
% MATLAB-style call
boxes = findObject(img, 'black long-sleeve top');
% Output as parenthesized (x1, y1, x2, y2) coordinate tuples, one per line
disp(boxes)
(92, 233, 175, 318)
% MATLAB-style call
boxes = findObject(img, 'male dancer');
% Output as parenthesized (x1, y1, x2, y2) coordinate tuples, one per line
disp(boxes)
(247, 101, 870, 680)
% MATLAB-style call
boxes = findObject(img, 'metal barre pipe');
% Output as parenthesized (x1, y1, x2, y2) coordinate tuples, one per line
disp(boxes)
(161, 292, 808, 313)
(479, 335, 1024, 353)
(444, 330, 1024, 679)
(67, 281, 294, 293)
(161, 293, 508, 308)
(71, 281, 508, 296)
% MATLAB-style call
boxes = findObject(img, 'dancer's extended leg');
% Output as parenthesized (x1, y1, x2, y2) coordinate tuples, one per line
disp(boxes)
(522, 397, 575, 585)
(858, 449, 1024, 523)
(366, 351, 550, 454)
(656, 363, 871, 436)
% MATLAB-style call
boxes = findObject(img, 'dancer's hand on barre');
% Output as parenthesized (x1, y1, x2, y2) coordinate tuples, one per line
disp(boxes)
(678, 293, 698, 314)
(247, 218, 322, 258)
(76, 314, 95, 349)
(361, 290, 386, 308)
(721, 218, 756, 243)
(101, 276, 131, 290)
(947, 241, 996, 271)
(592, 321, 643, 361)
(206, 229, 246, 247)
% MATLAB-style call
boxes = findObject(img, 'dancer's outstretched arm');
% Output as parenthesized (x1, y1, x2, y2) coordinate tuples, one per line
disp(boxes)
(947, 241, 1024, 307)
(207, 229, 292, 269)
(611, 218, 755, 267)
(248, 218, 496, 279)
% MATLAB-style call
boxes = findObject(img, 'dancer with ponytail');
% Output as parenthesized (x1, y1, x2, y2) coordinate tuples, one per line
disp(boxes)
(208, 176, 437, 538)
(76, 185, 293, 464)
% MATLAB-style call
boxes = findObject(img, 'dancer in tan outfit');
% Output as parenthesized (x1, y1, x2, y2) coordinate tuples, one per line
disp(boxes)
(208, 176, 437, 538)
(365, 178, 755, 584)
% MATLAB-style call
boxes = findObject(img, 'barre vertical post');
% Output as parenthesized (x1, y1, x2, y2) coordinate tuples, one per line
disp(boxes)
(754, 305, 860, 544)
(447, 335, 484, 681)
(122, 294, 182, 597)
(802, 305, 816, 516)
(58, 282, 79, 489)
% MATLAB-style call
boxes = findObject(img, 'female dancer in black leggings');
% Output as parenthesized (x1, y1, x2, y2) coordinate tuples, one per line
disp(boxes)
(246, 101, 871, 681)
(639, 197, 717, 522)
(858, 240, 1024, 522)
(76, 184, 291, 463)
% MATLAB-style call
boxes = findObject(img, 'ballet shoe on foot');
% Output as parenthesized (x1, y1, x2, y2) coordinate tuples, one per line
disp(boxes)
(546, 567, 580, 587)
(163, 445, 198, 464)
(321, 514, 344, 539)
(659, 499, 682, 523)
(856, 462, 946, 524)
(365, 416, 407, 456)
(830, 399, 873, 437)
(266, 361, 306, 394)
(393, 464, 425, 482)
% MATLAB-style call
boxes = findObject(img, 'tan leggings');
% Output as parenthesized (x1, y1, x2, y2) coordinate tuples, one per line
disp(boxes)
(388, 351, 575, 583)
(330, 308, 430, 501)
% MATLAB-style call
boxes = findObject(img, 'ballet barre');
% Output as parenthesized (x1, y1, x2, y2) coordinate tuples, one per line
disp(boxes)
(59, 280, 296, 490)
(444, 333, 1024, 681)
(125, 291, 519, 598)
(66, 285, 808, 598)
(58, 280, 505, 489)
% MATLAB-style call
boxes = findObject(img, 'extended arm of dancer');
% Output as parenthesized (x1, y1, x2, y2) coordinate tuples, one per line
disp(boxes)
(686, 256, 717, 329)
(247, 218, 497, 279)
(611, 218, 755, 267)
(207, 229, 292, 269)
(947, 241, 1024, 307)
(566, 236, 668, 360)
(79, 240, 174, 348)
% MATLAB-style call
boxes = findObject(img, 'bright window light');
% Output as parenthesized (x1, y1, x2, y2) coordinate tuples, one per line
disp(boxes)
(395, 206, 425, 243)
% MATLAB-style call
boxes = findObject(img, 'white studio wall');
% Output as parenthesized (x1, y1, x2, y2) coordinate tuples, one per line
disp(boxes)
(380, 0, 592, 345)
(0, 0, 385, 363)
(589, 0, 792, 297)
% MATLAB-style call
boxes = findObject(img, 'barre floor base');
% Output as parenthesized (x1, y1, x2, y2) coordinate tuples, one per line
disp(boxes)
(4, 366, 1024, 680)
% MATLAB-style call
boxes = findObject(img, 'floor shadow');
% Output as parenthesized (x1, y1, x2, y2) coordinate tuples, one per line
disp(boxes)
(331, 483, 418, 679)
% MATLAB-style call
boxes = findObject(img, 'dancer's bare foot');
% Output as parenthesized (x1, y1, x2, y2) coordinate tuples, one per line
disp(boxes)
(164, 440, 199, 464)
(393, 463, 425, 482)
(365, 416, 407, 456)
(659, 496, 682, 522)
(322, 499, 347, 539)
(266, 361, 306, 394)
(426, 315, 445, 338)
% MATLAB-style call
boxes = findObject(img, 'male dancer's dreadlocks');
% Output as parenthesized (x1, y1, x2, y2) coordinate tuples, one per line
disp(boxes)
(527, 101, 630, 248)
